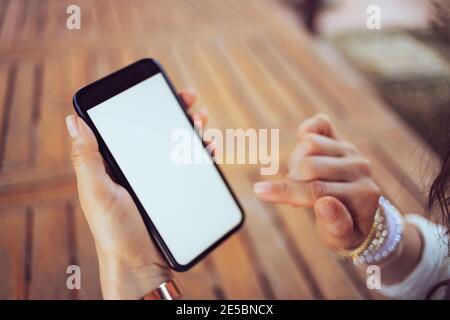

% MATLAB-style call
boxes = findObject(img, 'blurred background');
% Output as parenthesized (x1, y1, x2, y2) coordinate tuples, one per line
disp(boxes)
(0, 0, 447, 299)
(297, 0, 450, 158)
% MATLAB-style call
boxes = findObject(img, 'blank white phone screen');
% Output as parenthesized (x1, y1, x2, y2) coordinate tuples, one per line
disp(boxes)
(87, 73, 242, 266)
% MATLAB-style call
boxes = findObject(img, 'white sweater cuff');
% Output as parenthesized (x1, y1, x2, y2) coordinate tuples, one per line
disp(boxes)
(379, 214, 450, 299)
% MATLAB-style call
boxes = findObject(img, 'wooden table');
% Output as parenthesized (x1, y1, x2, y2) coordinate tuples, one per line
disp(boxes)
(0, 0, 439, 299)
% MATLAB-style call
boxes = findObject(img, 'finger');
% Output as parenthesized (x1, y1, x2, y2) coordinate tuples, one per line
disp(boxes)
(192, 108, 208, 127)
(66, 115, 109, 190)
(288, 134, 352, 169)
(253, 179, 371, 212)
(314, 196, 361, 250)
(297, 113, 338, 140)
(287, 156, 371, 182)
(253, 180, 343, 207)
(205, 140, 215, 158)
(178, 89, 197, 109)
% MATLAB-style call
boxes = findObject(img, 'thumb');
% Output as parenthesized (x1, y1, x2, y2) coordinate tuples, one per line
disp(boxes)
(314, 196, 361, 251)
(66, 115, 107, 190)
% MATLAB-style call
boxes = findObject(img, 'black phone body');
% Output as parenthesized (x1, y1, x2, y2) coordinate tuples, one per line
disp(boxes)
(73, 59, 244, 271)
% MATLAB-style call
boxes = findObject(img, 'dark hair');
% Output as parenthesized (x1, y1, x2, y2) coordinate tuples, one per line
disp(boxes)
(429, 0, 450, 244)
(429, 148, 450, 232)
(423, 0, 450, 300)
(426, 148, 450, 299)
(431, 0, 450, 42)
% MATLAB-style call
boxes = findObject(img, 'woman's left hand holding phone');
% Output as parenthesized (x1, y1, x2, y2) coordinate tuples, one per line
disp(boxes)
(65, 89, 208, 299)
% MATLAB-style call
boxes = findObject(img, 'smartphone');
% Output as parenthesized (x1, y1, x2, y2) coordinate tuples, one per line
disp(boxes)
(73, 58, 244, 271)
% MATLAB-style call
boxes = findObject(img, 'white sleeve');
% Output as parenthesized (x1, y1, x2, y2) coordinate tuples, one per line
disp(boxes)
(379, 214, 450, 299)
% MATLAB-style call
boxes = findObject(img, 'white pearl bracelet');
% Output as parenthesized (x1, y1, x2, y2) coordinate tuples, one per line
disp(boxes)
(353, 196, 405, 266)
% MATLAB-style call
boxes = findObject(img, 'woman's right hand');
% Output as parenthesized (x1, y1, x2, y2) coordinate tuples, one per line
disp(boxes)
(254, 114, 381, 252)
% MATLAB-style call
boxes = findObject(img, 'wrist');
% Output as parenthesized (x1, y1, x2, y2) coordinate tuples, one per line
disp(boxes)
(98, 251, 171, 300)
(377, 222, 423, 285)
(339, 196, 405, 266)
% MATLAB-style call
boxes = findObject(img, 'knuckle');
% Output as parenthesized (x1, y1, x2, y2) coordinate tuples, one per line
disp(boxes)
(71, 142, 86, 168)
(308, 181, 327, 200)
(360, 179, 381, 202)
(278, 181, 290, 195)
(370, 183, 381, 201)
(71, 141, 100, 169)
(367, 179, 380, 195)
(300, 157, 319, 179)
(351, 158, 371, 177)
(303, 133, 319, 154)
(332, 221, 353, 238)
(341, 141, 358, 155)
(316, 222, 353, 251)
(275, 182, 292, 202)
(358, 159, 372, 176)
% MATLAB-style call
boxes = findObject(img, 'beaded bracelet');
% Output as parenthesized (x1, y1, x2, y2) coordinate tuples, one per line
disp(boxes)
(337, 196, 404, 266)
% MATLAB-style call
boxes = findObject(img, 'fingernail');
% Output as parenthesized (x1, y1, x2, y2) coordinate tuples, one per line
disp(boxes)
(193, 118, 204, 130)
(253, 182, 272, 194)
(317, 200, 337, 220)
(199, 108, 209, 116)
(193, 113, 202, 122)
(65, 115, 79, 138)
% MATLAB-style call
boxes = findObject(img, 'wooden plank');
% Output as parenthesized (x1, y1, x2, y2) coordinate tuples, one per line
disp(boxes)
(191, 41, 259, 129)
(0, 175, 75, 208)
(128, 0, 146, 36)
(229, 173, 316, 299)
(208, 39, 277, 127)
(42, 0, 58, 43)
(0, 61, 46, 186)
(172, 43, 246, 129)
(239, 37, 311, 122)
(93, 0, 120, 38)
(34, 0, 49, 41)
(267, 27, 377, 119)
(225, 38, 295, 127)
(0, 62, 12, 166)
(210, 233, 266, 299)
(0, 0, 11, 37)
(72, 0, 100, 42)
(256, 36, 340, 118)
(107, 0, 136, 37)
(275, 203, 369, 299)
(0, 0, 20, 43)
(28, 201, 72, 299)
(1, 60, 35, 173)
(20, 0, 39, 44)
(133, 0, 167, 36)
(72, 201, 102, 299)
(0, 207, 27, 299)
